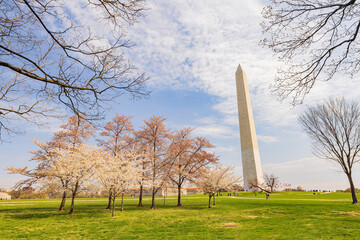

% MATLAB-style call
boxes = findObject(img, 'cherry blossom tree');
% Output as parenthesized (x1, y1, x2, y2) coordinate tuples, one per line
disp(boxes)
(98, 114, 134, 154)
(7, 137, 70, 211)
(56, 116, 94, 147)
(136, 116, 174, 209)
(6, 139, 52, 189)
(96, 148, 143, 216)
(97, 114, 134, 209)
(168, 128, 218, 207)
(52, 116, 94, 210)
(46, 144, 103, 214)
(195, 166, 241, 208)
(133, 141, 151, 207)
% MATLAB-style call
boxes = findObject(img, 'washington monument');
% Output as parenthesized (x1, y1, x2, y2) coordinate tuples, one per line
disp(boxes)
(235, 65, 264, 191)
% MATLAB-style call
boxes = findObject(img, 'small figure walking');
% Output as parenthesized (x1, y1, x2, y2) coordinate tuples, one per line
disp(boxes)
(266, 193, 270, 200)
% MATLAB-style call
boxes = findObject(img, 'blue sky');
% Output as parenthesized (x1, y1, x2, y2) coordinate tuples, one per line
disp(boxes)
(1, 0, 360, 190)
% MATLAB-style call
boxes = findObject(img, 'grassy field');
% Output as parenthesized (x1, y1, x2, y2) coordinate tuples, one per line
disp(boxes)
(1, 192, 360, 239)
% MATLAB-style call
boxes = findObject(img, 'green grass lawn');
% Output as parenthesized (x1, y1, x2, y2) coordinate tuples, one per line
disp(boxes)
(0, 192, 359, 239)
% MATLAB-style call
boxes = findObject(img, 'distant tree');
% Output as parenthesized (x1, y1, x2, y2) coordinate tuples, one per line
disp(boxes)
(299, 98, 360, 204)
(230, 184, 243, 196)
(7, 187, 45, 199)
(296, 186, 304, 191)
(0, 0, 148, 140)
(264, 173, 280, 193)
(97, 114, 134, 210)
(344, 187, 360, 194)
(195, 166, 241, 208)
(168, 128, 218, 207)
(233, 184, 244, 193)
(262, 0, 360, 105)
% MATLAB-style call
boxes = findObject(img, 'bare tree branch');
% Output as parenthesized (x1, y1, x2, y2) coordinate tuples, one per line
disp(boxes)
(299, 97, 360, 203)
(0, 0, 149, 141)
(262, 0, 360, 105)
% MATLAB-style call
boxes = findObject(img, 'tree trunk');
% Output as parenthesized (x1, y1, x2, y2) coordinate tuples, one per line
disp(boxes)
(59, 190, 66, 211)
(106, 190, 112, 210)
(177, 184, 182, 207)
(112, 196, 116, 217)
(208, 193, 212, 208)
(68, 182, 78, 215)
(151, 186, 156, 209)
(121, 193, 124, 212)
(68, 192, 76, 215)
(137, 185, 143, 207)
(347, 173, 358, 204)
(213, 193, 215, 206)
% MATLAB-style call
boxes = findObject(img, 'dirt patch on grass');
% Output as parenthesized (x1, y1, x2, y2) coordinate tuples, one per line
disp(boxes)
(240, 208, 273, 218)
(335, 211, 360, 217)
(15, 226, 45, 232)
(241, 207, 272, 212)
(0, 203, 34, 206)
(223, 222, 237, 227)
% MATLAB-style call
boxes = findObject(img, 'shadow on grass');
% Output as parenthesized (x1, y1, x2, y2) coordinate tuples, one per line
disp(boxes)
(1, 197, 220, 221)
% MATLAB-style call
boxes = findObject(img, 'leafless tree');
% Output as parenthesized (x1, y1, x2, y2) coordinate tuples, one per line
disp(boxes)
(0, 0, 148, 141)
(264, 173, 279, 193)
(299, 97, 360, 204)
(248, 178, 270, 194)
(262, 0, 360, 105)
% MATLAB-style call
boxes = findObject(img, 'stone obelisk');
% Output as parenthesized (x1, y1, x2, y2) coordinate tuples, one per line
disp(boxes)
(235, 64, 264, 191)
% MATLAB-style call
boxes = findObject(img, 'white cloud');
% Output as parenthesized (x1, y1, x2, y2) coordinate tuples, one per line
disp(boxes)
(126, 0, 360, 129)
(216, 146, 236, 152)
(193, 124, 235, 139)
(53, 0, 360, 129)
(125, 0, 299, 128)
(257, 135, 279, 143)
(195, 116, 218, 125)
(222, 115, 239, 126)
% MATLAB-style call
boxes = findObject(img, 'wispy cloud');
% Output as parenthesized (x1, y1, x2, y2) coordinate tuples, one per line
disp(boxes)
(58, 0, 360, 129)
(193, 124, 235, 139)
(216, 146, 236, 152)
(126, 0, 284, 124)
(126, 0, 360, 129)
(257, 135, 279, 143)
